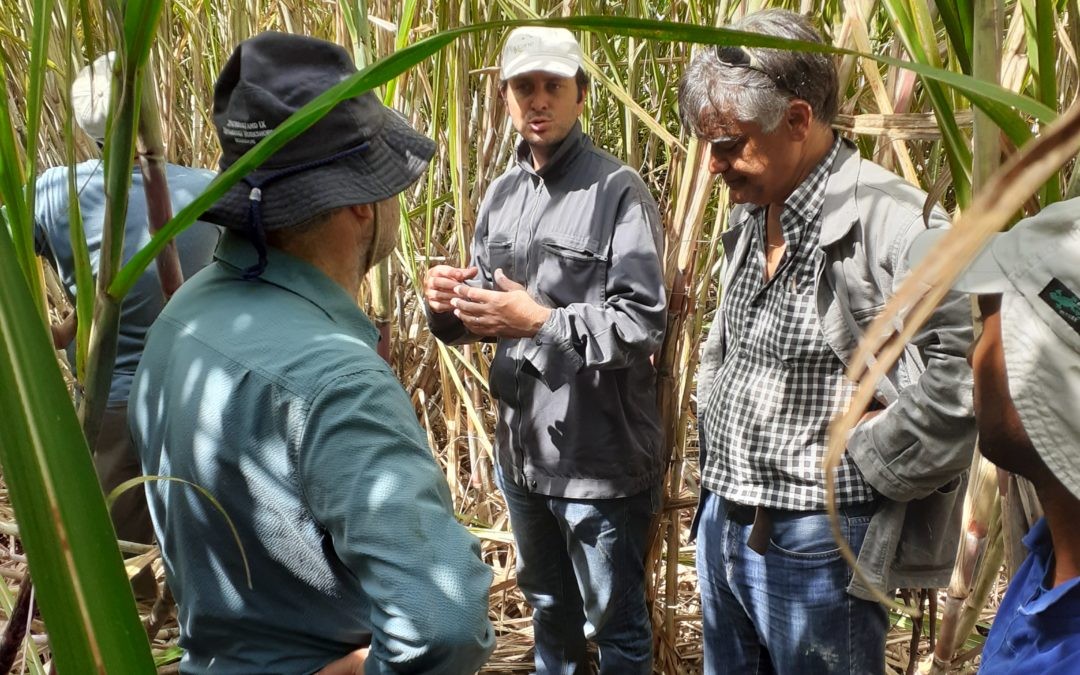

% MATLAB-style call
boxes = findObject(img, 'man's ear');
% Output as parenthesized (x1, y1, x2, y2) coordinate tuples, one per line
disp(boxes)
(350, 203, 375, 224)
(785, 100, 814, 141)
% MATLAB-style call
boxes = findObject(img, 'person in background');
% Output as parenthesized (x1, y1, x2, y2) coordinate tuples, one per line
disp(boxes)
(679, 9, 976, 673)
(910, 202, 1080, 673)
(424, 26, 666, 674)
(129, 32, 495, 674)
(34, 51, 220, 598)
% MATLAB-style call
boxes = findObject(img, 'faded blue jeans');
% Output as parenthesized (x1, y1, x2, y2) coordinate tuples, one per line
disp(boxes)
(497, 470, 655, 675)
(696, 491, 888, 674)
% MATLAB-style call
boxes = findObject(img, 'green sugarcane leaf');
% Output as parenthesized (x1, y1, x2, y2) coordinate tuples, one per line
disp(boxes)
(113, 16, 1055, 298)
(883, 0, 974, 205)
(21, 0, 55, 260)
(937, 0, 974, 74)
(153, 645, 184, 668)
(1034, 0, 1062, 203)
(0, 59, 40, 312)
(112, 23, 461, 297)
(0, 220, 155, 673)
(383, 0, 420, 104)
(108, 475, 253, 589)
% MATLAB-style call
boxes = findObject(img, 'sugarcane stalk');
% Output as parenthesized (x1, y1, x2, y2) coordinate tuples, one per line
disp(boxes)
(1000, 472, 1028, 577)
(951, 496, 1005, 660)
(136, 63, 184, 300)
(930, 450, 1000, 673)
(0, 579, 34, 673)
(928, 1, 1005, 668)
(339, 0, 394, 362)
(1000, 472, 1042, 577)
(652, 135, 716, 674)
(81, 36, 180, 445)
(79, 42, 141, 445)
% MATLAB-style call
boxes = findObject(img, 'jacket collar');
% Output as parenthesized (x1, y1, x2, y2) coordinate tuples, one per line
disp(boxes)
(516, 121, 589, 179)
(817, 138, 862, 248)
(214, 230, 379, 343)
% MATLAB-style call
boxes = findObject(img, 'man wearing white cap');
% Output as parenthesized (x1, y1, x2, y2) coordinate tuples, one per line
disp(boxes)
(424, 27, 667, 674)
(912, 203, 1080, 672)
(33, 52, 220, 597)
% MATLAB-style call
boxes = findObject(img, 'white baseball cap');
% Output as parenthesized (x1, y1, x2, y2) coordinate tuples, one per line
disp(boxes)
(909, 199, 1080, 498)
(70, 52, 116, 143)
(500, 27, 583, 80)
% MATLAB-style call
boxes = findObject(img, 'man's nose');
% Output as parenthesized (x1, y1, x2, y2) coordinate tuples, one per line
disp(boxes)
(708, 150, 729, 175)
(531, 90, 551, 110)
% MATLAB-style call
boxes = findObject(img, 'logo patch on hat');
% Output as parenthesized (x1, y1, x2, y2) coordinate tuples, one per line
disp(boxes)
(1040, 278, 1080, 336)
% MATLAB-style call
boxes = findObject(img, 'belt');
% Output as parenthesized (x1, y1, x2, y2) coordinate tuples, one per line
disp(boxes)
(725, 500, 878, 556)
(725, 504, 774, 555)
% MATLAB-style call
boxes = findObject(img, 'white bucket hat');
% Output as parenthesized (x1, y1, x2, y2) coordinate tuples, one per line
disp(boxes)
(909, 199, 1080, 498)
(70, 52, 116, 143)
(500, 27, 583, 80)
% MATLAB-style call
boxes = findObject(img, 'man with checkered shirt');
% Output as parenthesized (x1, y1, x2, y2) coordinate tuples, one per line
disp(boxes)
(679, 10, 977, 674)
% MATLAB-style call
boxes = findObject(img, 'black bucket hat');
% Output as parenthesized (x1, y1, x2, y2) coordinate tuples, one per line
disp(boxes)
(205, 31, 435, 265)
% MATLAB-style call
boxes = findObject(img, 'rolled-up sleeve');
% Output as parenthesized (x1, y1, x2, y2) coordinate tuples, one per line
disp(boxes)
(298, 369, 495, 674)
(523, 186, 667, 389)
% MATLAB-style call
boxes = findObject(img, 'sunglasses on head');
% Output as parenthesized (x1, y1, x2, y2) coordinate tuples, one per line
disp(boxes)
(714, 45, 794, 96)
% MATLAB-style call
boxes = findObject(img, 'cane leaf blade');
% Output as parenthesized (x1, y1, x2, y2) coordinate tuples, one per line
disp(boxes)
(0, 223, 155, 674)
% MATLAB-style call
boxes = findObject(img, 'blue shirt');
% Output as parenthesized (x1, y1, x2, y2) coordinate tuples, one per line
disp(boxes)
(34, 160, 220, 404)
(981, 518, 1080, 673)
(129, 232, 495, 674)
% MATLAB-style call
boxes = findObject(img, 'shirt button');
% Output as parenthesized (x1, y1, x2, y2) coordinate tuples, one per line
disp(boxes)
(529, 480, 538, 490)
(534, 337, 542, 346)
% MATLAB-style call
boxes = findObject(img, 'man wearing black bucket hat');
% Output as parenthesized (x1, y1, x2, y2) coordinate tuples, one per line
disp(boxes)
(129, 32, 494, 674)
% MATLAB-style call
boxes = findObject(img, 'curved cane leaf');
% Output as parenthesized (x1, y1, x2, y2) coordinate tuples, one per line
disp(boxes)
(112, 16, 1054, 298)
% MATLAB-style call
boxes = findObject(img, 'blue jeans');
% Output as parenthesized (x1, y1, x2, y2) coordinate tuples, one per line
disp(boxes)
(497, 470, 655, 675)
(696, 491, 888, 674)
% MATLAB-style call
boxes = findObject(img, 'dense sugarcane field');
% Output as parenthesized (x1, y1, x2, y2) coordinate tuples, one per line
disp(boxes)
(1, 0, 1078, 672)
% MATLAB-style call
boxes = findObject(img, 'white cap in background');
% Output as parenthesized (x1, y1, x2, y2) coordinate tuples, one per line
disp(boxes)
(500, 27, 583, 80)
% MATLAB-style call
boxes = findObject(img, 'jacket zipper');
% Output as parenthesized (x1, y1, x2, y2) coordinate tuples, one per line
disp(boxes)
(516, 177, 545, 491)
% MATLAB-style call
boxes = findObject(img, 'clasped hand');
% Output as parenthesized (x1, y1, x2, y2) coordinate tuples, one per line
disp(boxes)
(423, 265, 551, 338)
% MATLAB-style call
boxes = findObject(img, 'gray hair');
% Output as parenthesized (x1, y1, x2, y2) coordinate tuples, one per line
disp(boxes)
(678, 9, 838, 136)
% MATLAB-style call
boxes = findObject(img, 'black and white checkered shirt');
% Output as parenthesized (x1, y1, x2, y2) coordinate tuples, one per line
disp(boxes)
(701, 136, 875, 510)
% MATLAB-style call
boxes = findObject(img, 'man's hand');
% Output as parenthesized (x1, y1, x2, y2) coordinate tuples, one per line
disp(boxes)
(858, 408, 885, 426)
(451, 269, 552, 338)
(316, 648, 368, 675)
(423, 265, 477, 314)
(50, 310, 77, 350)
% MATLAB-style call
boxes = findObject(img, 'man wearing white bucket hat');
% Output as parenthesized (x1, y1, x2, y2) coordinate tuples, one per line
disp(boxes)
(34, 52, 220, 598)
(424, 26, 667, 674)
(911, 202, 1080, 672)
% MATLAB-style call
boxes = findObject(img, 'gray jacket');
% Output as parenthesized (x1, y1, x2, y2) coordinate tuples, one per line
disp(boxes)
(429, 123, 667, 500)
(696, 140, 977, 598)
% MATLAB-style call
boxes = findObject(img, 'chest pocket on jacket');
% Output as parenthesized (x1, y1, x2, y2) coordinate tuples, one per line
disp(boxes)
(487, 238, 515, 281)
(536, 233, 608, 308)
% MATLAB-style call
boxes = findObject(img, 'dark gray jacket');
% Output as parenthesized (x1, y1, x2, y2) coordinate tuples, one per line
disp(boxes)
(429, 123, 666, 499)
(697, 140, 977, 597)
